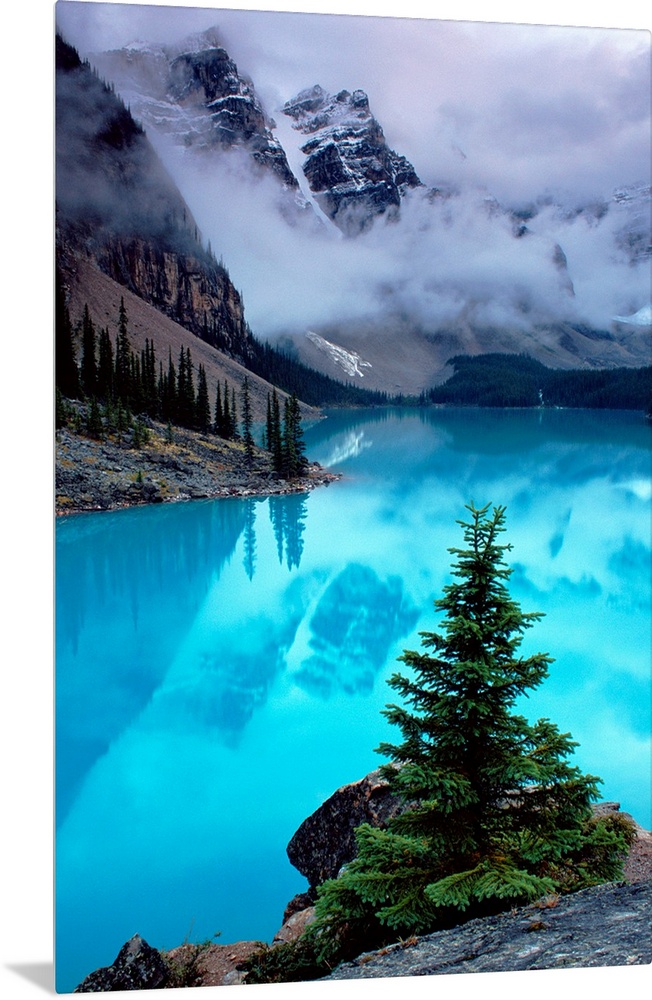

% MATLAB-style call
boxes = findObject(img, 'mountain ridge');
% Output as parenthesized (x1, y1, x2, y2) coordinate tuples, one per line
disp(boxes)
(59, 26, 651, 397)
(56, 34, 252, 359)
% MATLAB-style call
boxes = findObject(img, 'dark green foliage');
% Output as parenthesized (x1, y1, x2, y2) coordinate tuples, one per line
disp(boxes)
(114, 297, 132, 404)
(131, 416, 149, 449)
(281, 393, 308, 478)
(115, 398, 130, 434)
(85, 397, 104, 439)
(246, 338, 390, 407)
(267, 389, 283, 471)
(213, 381, 224, 436)
(176, 347, 196, 428)
(160, 349, 177, 423)
(243, 504, 634, 984)
(428, 353, 652, 411)
(266, 391, 307, 478)
(55, 387, 69, 429)
(231, 387, 239, 439)
(80, 305, 98, 398)
(129, 352, 145, 415)
(240, 376, 255, 463)
(196, 363, 211, 433)
(213, 379, 238, 440)
(97, 327, 114, 401)
(241, 937, 329, 985)
(141, 338, 158, 417)
(55, 269, 81, 399)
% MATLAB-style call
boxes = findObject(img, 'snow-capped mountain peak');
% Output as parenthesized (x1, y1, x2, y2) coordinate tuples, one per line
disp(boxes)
(281, 84, 421, 235)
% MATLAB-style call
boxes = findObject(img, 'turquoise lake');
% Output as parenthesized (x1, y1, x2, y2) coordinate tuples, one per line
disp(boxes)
(55, 406, 651, 992)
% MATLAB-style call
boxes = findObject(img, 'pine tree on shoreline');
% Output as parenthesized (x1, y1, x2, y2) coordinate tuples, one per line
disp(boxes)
(55, 300, 315, 474)
(243, 503, 635, 983)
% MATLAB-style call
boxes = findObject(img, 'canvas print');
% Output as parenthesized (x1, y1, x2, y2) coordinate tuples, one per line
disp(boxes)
(54, 1, 651, 994)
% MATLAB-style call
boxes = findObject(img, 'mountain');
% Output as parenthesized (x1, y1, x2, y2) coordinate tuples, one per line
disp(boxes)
(66, 27, 651, 397)
(89, 28, 305, 219)
(281, 84, 422, 235)
(56, 34, 378, 421)
(56, 34, 250, 359)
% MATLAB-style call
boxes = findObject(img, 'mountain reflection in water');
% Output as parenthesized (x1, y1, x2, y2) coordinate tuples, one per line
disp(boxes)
(55, 406, 651, 994)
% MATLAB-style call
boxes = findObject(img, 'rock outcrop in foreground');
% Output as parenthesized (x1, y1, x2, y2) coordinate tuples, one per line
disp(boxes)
(73, 935, 169, 992)
(73, 782, 651, 990)
(326, 879, 651, 980)
(73, 879, 651, 991)
(286, 767, 404, 889)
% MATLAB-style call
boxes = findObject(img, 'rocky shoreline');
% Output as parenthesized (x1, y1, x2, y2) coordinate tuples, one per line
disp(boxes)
(55, 418, 340, 516)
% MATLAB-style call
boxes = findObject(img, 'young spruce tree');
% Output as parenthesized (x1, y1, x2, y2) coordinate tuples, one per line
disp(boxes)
(245, 503, 634, 982)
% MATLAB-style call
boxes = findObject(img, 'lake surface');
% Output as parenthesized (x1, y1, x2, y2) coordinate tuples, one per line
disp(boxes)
(55, 406, 651, 992)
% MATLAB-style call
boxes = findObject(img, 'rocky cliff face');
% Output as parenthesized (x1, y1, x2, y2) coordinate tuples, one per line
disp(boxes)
(56, 34, 250, 359)
(283, 84, 422, 234)
(61, 25, 650, 390)
(96, 237, 248, 353)
(92, 29, 298, 190)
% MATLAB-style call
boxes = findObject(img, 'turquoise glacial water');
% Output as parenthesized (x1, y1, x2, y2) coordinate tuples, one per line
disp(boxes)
(55, 406, 651, 992)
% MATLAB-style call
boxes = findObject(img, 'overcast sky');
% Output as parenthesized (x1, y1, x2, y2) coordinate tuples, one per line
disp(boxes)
(56, 0, 651, 203)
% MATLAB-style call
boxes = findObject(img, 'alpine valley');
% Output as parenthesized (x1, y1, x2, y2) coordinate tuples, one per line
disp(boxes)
(52, 10, 652, 995)
(56, 19, 651, 409)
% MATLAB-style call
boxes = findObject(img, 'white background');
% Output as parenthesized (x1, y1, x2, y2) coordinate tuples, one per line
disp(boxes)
(1, 2, 650, 998)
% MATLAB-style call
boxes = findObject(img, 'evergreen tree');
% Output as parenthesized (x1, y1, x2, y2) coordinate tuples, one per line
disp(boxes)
(160, 349, 177, 423)
(270, 389, 283, 473)
(196, 363, 211, 434)
(245, 504, 634, 982)
(214, 381, 224, 436)
(80, 305, 98, 398)
(55, 269, 80, 399)
(240, 376, 255, 464)
(231, 387, 239, 439)
(185, 348, 196, 424)
(129, 352, 144, 414)
(97, 327, 114, 401)
(55, 387, 69, 429)
(281, 393, 307, 478)
(132, 415, 149, 449)
(141, 338, 158, 417)
(222, 381, 232, 439)
(85, 396, 103, 439)
(102, 397, 116, 434)
(114, 297, 131, 404)
(313, 503, 632, 960)
(176, 347, 196, 428)
(264, 392, 272, 451)
(115, 398, 129, 435)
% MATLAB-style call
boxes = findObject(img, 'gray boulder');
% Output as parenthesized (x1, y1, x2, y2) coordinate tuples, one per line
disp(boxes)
(325, 880, 652, 979)
(286, 767, 405, 887)
(73, 934, 169, 992)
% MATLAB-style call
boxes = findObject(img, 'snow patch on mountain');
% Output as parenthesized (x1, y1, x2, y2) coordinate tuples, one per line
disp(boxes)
(306, 331, 372, 377)
(270, 110, 343, 233)
(613, 304, 652, 326)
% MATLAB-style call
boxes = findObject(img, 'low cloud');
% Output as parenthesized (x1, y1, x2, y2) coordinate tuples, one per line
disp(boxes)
(156, 132, 650, 340)
(56, 3, 651, 338)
